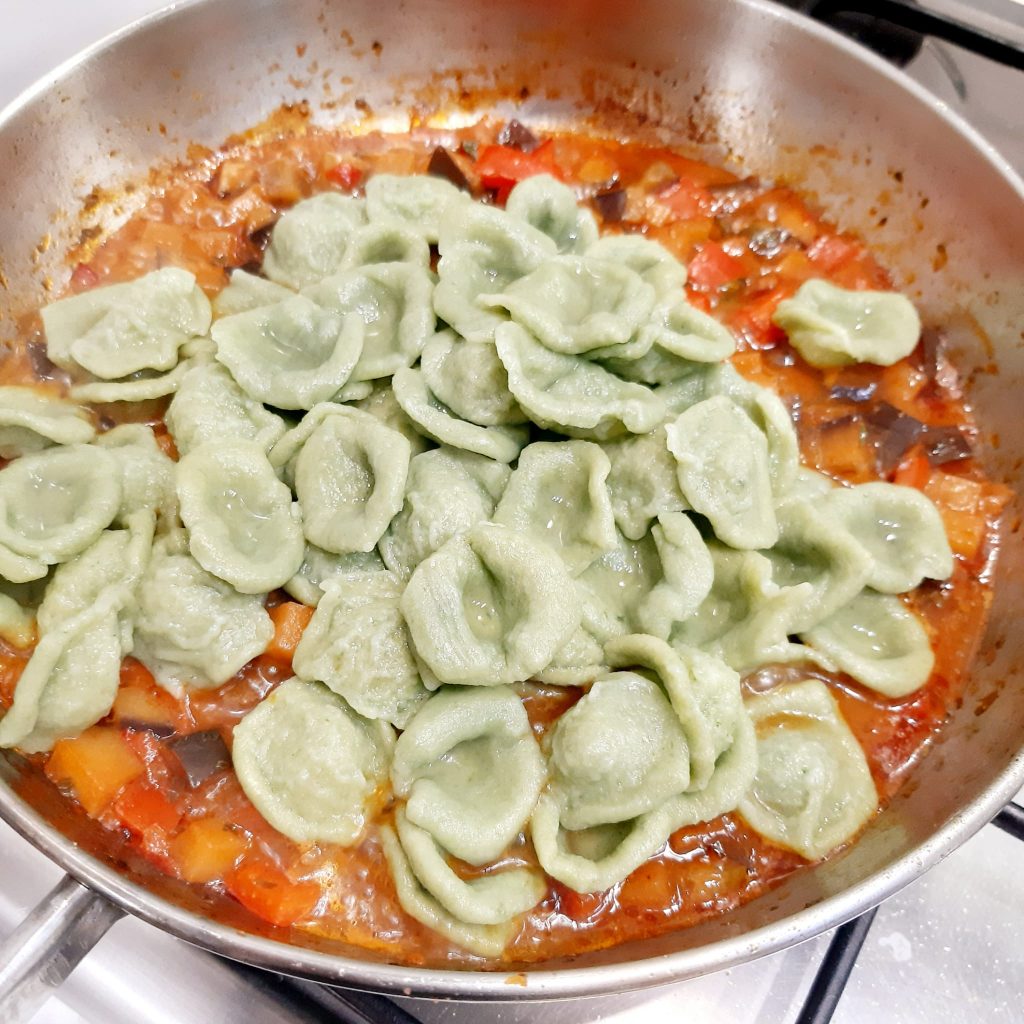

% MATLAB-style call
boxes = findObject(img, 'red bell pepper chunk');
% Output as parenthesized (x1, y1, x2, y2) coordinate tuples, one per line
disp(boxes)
(475, 140, 563, 202)
(688, 242, 746, 291)
(325, 161, 363, 190)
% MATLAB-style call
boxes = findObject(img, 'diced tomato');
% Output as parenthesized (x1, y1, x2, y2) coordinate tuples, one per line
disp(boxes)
(556, 884, 605, 921)
(264, 602, 315, 668)
(808, 233, 863, 273)
(475, 140, 563, 202)
(172, 817, 249, 884)
(325, 161, 363, 190)
(114, 777, 182, 836)
(46, 727, 145, 817)
(728, 284, 792, 349)
(655, 179, 712, 219)
(893, 448, 931, 490)
(226, 858, 321, 928)
(69, 263, 99, 292)
(687, 242, 746, 291)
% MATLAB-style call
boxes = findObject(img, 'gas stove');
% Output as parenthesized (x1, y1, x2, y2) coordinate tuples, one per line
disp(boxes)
(2, 3, 1023, 1023)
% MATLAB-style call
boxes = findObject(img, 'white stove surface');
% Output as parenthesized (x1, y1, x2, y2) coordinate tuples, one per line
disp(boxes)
(2, 4, 1022, 1023)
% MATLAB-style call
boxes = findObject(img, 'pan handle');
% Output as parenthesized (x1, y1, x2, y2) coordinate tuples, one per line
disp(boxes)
(0, 873, 124, 1024)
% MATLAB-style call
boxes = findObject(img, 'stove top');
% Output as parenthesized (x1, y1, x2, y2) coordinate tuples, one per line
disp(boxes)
(1, 3, 1022, 1023)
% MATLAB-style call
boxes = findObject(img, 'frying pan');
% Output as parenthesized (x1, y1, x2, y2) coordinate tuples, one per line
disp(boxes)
(0, 0, 1022, 1017)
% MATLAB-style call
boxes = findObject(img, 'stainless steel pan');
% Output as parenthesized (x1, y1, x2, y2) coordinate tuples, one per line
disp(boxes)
(0, 0, 1022, 1016)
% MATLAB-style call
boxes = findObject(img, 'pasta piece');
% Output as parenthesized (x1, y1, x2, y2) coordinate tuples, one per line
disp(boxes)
(400, 523, 581, 688)
(364, 173, 464, 243)
(96, 424, 178, 524)
(505, 174, 598, 253)
(821, 482, 953, 593)
(666, 395, 779, 550)
(177, 441, 304, 593)
(605, 634, 744, 790)
(341, 222, 432, 270)
(705, 364, 800, 495)
(434, 202, 557, 342)
(211, 295, 363, 411)
(578, 530, 660, 630)
(292, 570, 429, 728)
(548, 671, 693, 829)
(394, 808, 546, 925)
(379, 447, 510, 580)
(603, 426, 689, 540)
(0, 445, 121, 583)
(639, 298, 736, 363)
(354, 380, 432, 456)
(419, 330, 527, 427)
(634, 512, 714, 639)
(531, 707, 756, 893)
(495, 322, 664, 440)
(380, 824, 514, 958)
(802, 589, 934, 697)
(764, 498, 874, 634)
(211, 269, 294, 318)
(534, 585, 623, 686)
(270, 404, 411, 555)
(232, 677, 394, 845)
(672, 542, 813, 673)
(482, 255, 655, 355)
(0, 388, 94, 459)
(41, 267, 211, 378)
(0, 593, 34, 648)
(261, 193, 367, 289)
(166, 361, 286, 456)
(0, 515, 151, 752)
(284, 546, 384, 607)
(392, 366, 528, 463)
(391, 685, 545, 864)
(303, 263, 435, 381)
(494, 440, 617, 575)
(132, 531, 273, 692)
(586, 234, 687, 300)
(68, 355, 199, 404)
(739, 679, 877, 859)
(772, 279, 921, 368)
(334, 379, 375, 402)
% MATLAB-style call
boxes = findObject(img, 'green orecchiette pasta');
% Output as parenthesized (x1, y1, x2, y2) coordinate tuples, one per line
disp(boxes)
(738, 679, 877, 860)
(132, 531, 273, 693)
(0, 388, 95, 459)
(41, 267, 211, 379)
(666, 395, 779, 550)
(391, 684, 546, 865)
(505, 174, 598, 254)
(493, 440, 617, 575)
(772, 278, 921, 368)
(211, 295, 364, 411)
(177, 441, 305, 593)
(365, 173, 465, 243)
(292, 569, 430, 728)
(495, 322, 665, 440)
(801, 589, 934, 697)
(232, 677, 394, 845)
(270, 403, 411, 555)
(261, 193, 367, 289)
(400, 523, 581, 688)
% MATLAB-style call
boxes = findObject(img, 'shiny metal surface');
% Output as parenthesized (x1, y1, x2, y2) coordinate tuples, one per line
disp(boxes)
(0, 878, 122, 1024)
(0, 0, 1022, 1005)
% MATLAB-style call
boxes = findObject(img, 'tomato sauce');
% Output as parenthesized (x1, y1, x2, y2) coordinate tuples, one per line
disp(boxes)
(0, 119, 1009, 967)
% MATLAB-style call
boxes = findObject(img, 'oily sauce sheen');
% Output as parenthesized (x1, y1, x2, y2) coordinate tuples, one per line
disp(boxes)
(0, 120, 1008, 967)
